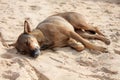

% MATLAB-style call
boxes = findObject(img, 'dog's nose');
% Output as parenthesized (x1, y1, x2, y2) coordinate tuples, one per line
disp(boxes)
(31, 48, 41, 58)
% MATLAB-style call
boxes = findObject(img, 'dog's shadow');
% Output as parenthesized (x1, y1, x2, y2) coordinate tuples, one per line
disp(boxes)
(1, 47, 34, 60)
(1, 46, 104, 61)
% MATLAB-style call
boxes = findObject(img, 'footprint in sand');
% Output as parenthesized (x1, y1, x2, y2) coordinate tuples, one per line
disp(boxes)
(2, 70, 20, 80)
(101, 67, 118, 75)
(1, 53, 14, 59)
(76, 58, 98, 67)
(114, 48, 120, 55)
(29, 5, 41, 11)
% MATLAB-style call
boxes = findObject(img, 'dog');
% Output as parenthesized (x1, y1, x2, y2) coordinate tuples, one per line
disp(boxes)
(10, 12, 110, 58)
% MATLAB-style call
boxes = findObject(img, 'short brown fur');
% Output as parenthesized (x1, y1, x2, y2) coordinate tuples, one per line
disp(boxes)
(11, 12, 110, 57)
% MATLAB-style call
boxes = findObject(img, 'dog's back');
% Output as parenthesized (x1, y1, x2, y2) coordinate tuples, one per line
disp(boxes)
(36, 16, 74, 31)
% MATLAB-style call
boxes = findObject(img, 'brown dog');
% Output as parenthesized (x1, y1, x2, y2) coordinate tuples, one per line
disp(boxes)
(12, 12, 110, 58)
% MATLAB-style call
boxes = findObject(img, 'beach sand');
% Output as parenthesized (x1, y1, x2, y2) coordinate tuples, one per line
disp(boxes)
(0, 0, 120, 80)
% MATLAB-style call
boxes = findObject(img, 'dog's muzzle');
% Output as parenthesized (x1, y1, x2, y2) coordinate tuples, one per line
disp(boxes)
(30, 48, 41, 58)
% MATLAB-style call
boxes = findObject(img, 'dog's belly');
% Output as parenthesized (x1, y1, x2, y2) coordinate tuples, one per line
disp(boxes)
(40, 26, 69, 48)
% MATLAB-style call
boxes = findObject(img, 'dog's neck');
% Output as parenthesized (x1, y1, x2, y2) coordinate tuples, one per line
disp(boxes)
(30, 29, 45, 45)
(30, 29, 53, 50)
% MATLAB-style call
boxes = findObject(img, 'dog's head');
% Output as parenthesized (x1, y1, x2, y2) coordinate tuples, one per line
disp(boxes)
(15, 20, 40, 58)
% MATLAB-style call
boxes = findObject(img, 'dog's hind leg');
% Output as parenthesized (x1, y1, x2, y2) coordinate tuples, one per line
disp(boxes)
(69, 31, 108, 52)
(75, 30, 110, 45)
(67, 38, 85, 51)
(62, 12, 103, 35)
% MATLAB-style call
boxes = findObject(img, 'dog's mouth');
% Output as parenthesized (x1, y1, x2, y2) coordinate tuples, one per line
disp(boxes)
(30, 48, 41, 58)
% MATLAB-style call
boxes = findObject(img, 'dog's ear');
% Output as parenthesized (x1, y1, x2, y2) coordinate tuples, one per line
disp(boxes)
(24, 20, 31, 34)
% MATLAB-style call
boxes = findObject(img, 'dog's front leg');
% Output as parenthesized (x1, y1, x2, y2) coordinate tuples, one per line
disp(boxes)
(40, 40, 54, 50)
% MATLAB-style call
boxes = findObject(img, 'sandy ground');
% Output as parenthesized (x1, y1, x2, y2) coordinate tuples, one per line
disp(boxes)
(0, 0, 120, 80)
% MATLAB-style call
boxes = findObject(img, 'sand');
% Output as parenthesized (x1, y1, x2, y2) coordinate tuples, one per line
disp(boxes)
(0, 0, 120, 80)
